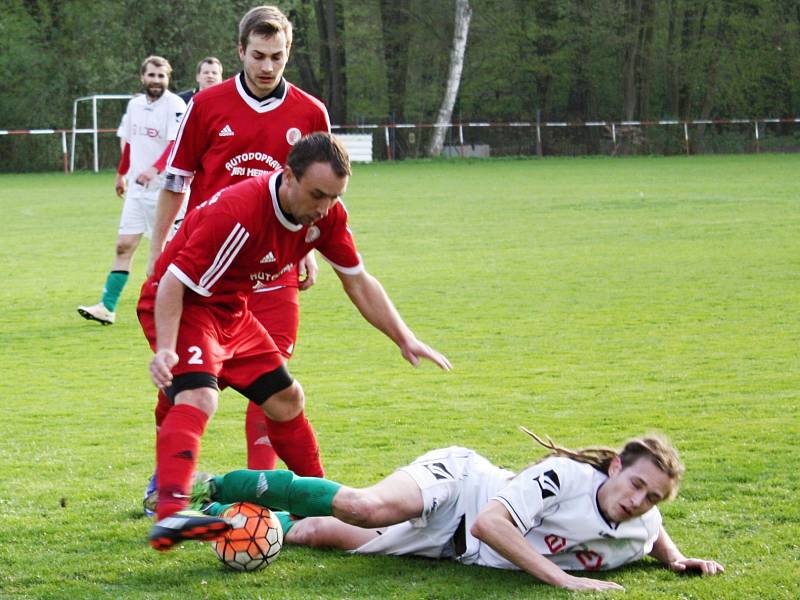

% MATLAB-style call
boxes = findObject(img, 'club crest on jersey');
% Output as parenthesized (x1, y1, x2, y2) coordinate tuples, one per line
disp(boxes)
(260, 251, 276, 263)
(533, 469, 561, 499)
(422, 462, 454, 481)
(305, 226, 320, 243)
(218, 124, 235, 137)
(286, 127, 302, 145)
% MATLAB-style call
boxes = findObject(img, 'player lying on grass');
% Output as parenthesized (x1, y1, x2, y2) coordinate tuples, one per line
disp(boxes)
(155, 429, 723, 591)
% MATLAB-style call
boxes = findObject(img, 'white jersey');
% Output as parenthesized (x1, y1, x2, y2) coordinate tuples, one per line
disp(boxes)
(468, 456, 662, 571)
(355, 449, 661, 573)
(120, 91, 186, 191)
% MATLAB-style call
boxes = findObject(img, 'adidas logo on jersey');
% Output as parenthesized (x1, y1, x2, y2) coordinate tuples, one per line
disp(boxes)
(260, 251, 276, 263)
(218, 124, 234, 137)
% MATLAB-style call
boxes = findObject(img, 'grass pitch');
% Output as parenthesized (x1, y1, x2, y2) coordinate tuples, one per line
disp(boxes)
(0, 154, 798, 599)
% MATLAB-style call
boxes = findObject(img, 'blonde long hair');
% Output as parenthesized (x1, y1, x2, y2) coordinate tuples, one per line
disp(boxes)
(519, 427, 685, 499)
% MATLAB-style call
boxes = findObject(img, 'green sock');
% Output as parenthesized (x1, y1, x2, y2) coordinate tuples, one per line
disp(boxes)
(202, 501, 230, 516)
(273, 511, 296, 535)
(212, 469, 341, 517)
(101, 270, 129, 311)
(205, 502, 296, 535)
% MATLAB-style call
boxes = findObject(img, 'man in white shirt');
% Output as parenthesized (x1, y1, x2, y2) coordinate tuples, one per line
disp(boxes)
(78, 56, 186, 325)
(179, 429, 724, 592)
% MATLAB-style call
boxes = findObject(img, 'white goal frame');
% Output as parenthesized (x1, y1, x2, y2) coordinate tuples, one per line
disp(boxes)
(70, 94, 132, 172)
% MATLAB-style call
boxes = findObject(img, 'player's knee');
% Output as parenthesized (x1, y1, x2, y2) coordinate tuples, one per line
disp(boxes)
(115, 239, 137, 257)
(239, 364, 302, 420)
(174, 387, 218, 417)
(334, 489, 383, 527)
(262, 380, 305, 421)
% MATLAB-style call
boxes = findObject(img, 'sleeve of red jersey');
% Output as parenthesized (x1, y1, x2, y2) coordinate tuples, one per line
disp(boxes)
(167, 208, 248, 298)
(165, 99, 203, 177)
(315, 202, 363, 275)
(319, 103, 332, 133)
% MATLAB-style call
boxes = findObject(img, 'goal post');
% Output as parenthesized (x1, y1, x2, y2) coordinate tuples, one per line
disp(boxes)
(70, 94, 132, 172)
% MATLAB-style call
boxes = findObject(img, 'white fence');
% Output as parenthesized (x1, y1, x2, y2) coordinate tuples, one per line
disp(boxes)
(2, 116, 799, 172)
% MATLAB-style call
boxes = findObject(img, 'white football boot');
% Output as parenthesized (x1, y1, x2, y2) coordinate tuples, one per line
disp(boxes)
(77, 302, 116, 325)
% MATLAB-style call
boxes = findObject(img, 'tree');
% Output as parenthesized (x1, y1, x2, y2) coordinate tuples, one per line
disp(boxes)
(316, 0, 347, 125)
(427, 0, 472, 157)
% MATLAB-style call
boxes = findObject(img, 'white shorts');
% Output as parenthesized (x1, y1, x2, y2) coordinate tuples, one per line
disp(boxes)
(353, 447, 477, 559)
(119, 186, 187, 238)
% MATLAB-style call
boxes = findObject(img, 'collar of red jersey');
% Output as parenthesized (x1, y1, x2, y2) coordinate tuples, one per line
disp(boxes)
(269, 171, 303, 232)
(236, 73, 288, 113)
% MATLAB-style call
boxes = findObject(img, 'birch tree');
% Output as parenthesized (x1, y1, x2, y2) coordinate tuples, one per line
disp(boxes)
(427, 0, 472, 157)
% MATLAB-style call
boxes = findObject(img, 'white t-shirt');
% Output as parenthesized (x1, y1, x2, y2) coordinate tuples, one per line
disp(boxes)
(460, 456, 662, 571)
(120, 91, 186, 190)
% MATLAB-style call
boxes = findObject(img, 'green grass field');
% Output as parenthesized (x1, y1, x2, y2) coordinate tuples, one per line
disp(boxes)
(0, 154, 798, 599)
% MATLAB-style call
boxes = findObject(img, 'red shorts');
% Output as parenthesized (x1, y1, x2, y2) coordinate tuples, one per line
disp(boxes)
(249, 285, 300, 359)
(138, 301, 284, 390)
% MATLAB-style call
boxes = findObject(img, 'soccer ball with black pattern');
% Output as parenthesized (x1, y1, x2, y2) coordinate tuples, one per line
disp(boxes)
(211, 502, 283, 571)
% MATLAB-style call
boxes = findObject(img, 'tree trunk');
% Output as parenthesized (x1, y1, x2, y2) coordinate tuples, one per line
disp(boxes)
(427, 0, 472, 157)
(288, 0, 322, 99)
(380, 0, 411, 122)
(622, 0, 642, 120)
(636, 0, 656, 119)
(315, 0, 347, 125)
(692, 6, 724, 150)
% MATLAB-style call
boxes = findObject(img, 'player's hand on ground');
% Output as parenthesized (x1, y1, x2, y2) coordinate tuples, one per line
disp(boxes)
(298, 251, 319, 291)
(400, 339, 452, 371)
(150, 349, 178, 388)
(135, 166, 159, 187)
(668, 557, 725, 576)
(559, 574, 625, 592)
(115, 174, 127, 198)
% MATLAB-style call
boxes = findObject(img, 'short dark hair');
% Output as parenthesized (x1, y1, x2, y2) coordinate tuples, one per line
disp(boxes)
(196, 56, 222, 75)
(239, 6, 293, 51)
(287, 133, 351, 180)
(140, 55, 172, 77)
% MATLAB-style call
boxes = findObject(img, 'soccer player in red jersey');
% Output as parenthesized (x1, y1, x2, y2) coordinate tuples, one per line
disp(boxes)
(145, 6, 332, 481)
(140, 133, 451, 550)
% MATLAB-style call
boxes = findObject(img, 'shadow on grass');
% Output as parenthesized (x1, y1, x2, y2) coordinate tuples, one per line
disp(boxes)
(121, 544, 669, 599)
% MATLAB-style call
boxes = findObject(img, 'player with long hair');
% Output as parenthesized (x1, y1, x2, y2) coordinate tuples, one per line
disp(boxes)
(178, 429, 723, 591)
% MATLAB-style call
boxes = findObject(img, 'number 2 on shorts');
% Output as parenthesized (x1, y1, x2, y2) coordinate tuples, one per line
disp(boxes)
(187, 345, 204, 365)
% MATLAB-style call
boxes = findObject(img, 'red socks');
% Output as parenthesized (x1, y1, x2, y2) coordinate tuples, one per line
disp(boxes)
(245, 401, 278, 470)
(155, 404, 209, 520)
(154, 389, 171, 428)
(265, 411, 325, 477)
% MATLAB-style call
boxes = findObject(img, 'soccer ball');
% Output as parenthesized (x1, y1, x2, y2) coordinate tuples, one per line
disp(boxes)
(211, 502, 283, 571)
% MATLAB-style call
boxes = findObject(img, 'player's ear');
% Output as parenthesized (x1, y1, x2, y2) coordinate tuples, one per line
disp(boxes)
(608, 455, 622, 478)
(238, 44, 246, 61)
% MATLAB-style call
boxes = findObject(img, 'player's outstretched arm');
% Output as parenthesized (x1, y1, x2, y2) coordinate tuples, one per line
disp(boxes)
(336, 269, 451, 370)
(150, 271, 185, 388)
(147, 188, 186, 276)
(649, 525, 725, 576)
(471, 501, 624, 592)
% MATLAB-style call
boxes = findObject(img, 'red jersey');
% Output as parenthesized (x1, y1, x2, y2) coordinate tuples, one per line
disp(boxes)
(167, 74, 331, 211)
(140, 171, 362, 321)
(166, 74, 330, 290)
